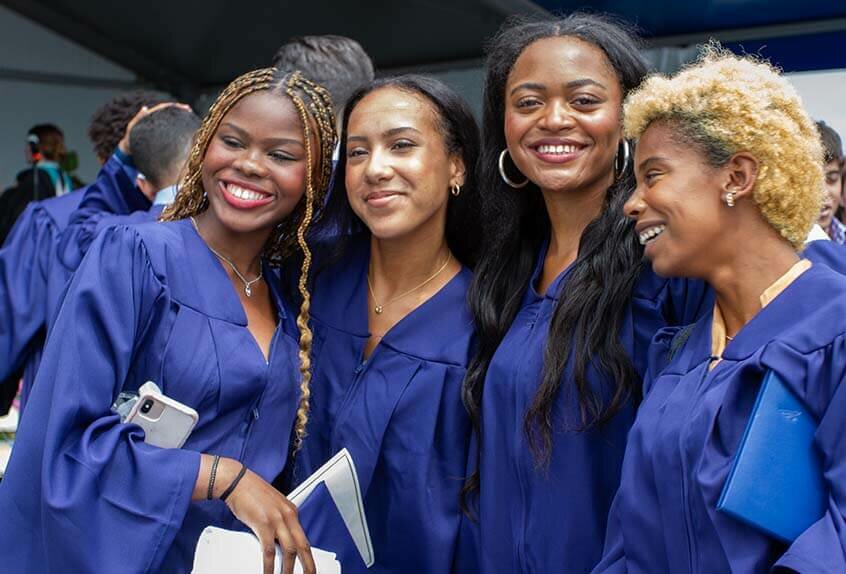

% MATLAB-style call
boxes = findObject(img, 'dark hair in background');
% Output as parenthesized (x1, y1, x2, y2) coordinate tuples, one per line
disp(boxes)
(817, 120, 844, 166)
(272, 35, 375, 113)
(27, 123, 63, 139)
(27, 124, 64, 160)
(129, 107, 201, 189)
(88, 90, 169, 161)
(319, 74, 483, 269)
(462, 12, 649, 501)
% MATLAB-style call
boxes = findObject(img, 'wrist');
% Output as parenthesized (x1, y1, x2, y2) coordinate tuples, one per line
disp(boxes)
(213, 457, 242, 499)
(113, 146, 134, 167)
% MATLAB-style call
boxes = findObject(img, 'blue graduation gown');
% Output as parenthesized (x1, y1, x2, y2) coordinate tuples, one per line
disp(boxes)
(1, 153, 138, 410)
(470, 240, 711, 573)
(0, 219, 301, 573)
(59, 151, 149, 272)
(0, 192, 80, 409)
(595, 263, 846, 573)
(803, 239, 846, 275)
(294, 235, 475, 573)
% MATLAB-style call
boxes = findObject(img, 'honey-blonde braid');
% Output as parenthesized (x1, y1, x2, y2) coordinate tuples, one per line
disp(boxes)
(286, 73, 320, 451)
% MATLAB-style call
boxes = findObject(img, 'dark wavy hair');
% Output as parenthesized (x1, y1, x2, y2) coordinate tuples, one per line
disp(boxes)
(88, 90, 169, 162)
(462, 13, 649, 498)
(320, 74, 483, 269)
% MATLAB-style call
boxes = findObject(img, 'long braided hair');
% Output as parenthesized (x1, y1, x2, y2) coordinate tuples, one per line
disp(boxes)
(161, 68, 336, 450)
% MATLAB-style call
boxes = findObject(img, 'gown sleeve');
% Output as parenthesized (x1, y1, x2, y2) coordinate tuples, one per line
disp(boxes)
(0, 202, 55, 381)
(771, 333, 846, 573)
(58, 153, 146, 271)
(592, 491, 629, 573)
(29, 225, 200, 572)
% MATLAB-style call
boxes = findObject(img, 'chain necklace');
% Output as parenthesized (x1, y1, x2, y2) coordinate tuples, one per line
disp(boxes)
(190, 216, 263, 297)
(367, 251, 452, 315)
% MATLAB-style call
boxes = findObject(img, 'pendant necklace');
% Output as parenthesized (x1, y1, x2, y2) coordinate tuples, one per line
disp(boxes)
(190, 216, 263, 297)
(367, 251, 452, 315)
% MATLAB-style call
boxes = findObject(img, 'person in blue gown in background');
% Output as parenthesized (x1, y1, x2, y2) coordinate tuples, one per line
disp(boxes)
(0, 92, 168, 413)
(290, 75, 483, 573)
(0, 69, 337, 574)
(458, 14, 711, 573)
(58, 103, 199, 272)
(595, 47, 846, 573)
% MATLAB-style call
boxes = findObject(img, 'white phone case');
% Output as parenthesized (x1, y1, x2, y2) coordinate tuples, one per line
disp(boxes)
(124, 383, 198, 449)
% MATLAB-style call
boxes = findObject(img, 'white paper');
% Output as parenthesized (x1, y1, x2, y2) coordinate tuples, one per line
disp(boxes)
(288, 448, 374, 567)
(192, 526, 340, 574)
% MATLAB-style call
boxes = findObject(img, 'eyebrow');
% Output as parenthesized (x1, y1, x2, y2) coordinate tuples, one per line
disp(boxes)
(510, 82, 545, 96)
(509, 78, 607, 96)
(219, 122, 303, 148)
(347, 126, 423, 143)
(636, 156, 670, 173)
(566, 78, 606, 90)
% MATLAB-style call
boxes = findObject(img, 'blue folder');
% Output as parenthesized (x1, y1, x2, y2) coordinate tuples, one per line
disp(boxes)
(717, 370, 827, 542)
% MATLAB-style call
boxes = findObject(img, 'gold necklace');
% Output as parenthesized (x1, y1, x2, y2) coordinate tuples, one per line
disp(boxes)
(367, 251, 452, 315)
(190, 216, 263, 297)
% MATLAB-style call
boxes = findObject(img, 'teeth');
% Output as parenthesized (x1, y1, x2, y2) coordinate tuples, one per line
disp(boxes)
(227, 184, 265, 201)
(537, 144, 578, 155)
(638, 224, 666, 245)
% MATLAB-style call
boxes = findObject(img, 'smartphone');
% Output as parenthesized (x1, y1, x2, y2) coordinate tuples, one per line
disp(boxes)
(124, 383, 198, 449)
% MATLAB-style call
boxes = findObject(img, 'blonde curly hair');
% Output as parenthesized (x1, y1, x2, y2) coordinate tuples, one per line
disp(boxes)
(623, 45, 823, 250)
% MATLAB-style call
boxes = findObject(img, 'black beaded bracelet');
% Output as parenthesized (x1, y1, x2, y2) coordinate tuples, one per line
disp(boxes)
(220, 463, 248, 502)
(207, 455, 221, 501)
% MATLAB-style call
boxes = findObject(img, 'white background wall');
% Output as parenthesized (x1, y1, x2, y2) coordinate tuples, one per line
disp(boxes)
(787, 69, 846, 144)
(0, 5, 142, 189)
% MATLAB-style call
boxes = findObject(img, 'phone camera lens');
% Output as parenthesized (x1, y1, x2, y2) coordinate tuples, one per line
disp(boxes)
(140, 399, 154, 414)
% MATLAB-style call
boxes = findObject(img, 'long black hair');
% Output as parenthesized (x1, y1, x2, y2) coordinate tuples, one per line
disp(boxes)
(320, 74, 483, 269)
(462, 13, 649, 497)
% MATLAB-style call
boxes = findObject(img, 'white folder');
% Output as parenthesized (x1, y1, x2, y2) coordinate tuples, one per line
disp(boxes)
(288, 448, 374, 568)
(192, 527, 340, 574)
(192, 448, 373, 573)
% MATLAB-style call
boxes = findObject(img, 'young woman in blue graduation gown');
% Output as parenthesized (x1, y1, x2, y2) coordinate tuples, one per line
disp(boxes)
(0, 68, 337, 574)
(458, 14, 711, 573)
(289, 76, 483, 573)
(594, 49, 846, 573)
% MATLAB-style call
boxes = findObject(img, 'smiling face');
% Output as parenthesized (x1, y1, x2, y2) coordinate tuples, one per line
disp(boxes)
(344, 86, 464, 241)
(201, 90, 310, 235)
(503, 36, 623, 196)
(819, 159, 843, 231)
(624, 122, 730, 278)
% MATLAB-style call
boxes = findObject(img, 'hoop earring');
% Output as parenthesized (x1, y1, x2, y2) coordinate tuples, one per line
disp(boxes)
(498, 149, 528, 188)
(724, 191, 736, 207)
(450, 183, 461, 197)
(614, 139, 631, 180)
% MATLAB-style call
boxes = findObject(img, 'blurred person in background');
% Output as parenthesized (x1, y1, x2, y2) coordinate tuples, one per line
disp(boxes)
(0, 124, 74, 244)
(0, 91, 167, 415)
(58, 102, 199, 271)
(816, 121, 845, 244)
(272, 34, 375, 126)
